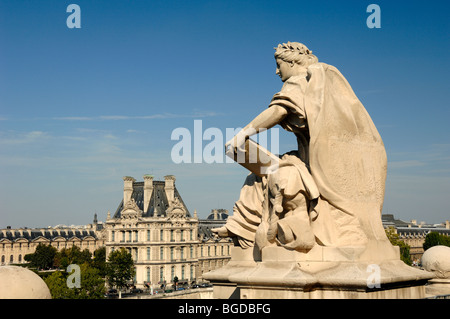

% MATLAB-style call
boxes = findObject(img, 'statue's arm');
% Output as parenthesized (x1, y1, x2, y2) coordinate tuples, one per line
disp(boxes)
(226, 105, 288, 150)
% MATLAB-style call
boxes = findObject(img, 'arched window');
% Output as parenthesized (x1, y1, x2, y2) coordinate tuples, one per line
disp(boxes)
(1, 255, 5, 264)
(10, 255, 13, 263)
(18, 254, 22, 263)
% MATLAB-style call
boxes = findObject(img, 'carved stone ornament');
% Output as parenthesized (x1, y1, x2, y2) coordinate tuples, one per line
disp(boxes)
(166, 197, 186, 219)
(121, 198, 143, 220)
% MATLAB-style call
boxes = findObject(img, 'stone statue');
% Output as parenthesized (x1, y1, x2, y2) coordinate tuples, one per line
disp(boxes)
(203, 42, 433, 299)
(206, 42, 433, 299)
(213, 41, 388, 252)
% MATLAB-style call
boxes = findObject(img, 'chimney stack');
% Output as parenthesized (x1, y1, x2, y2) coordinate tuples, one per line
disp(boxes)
(143, 175, 154, 213)
(123, 176, 135, 204)
(164, 175, 176, 202)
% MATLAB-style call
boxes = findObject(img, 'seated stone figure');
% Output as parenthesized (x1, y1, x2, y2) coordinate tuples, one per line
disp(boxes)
(213, 42, 388, 253)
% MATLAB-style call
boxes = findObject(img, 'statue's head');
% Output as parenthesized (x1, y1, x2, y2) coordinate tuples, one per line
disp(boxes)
(274, 42, 318, 81)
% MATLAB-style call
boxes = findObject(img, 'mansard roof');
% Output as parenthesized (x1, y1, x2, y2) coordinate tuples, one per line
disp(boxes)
(113, 180, 191, 219)
(0, 228, 99, 242)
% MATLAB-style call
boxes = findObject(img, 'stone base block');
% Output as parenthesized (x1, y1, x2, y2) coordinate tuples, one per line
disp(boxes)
(425, 278, 450, 297)
(204, 246, 434, 299)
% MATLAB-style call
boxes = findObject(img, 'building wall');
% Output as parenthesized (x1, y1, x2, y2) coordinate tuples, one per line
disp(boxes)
(0, 226, 105, 266)
(104, 215, 232, 289)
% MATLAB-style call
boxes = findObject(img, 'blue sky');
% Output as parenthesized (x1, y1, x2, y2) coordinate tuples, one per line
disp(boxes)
(0, 0, 449, 228)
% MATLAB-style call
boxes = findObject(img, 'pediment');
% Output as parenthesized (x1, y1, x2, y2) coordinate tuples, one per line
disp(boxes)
(31, 236, 50, 243)
(121, 198, 143, 220)
(166, 197, 186, 219)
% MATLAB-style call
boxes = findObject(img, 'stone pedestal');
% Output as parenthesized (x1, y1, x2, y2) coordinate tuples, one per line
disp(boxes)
(204, 244, 433, 299)
(425, 278, 450, 297)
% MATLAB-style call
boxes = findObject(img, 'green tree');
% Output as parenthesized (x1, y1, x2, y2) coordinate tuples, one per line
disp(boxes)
(423, 232, 450, 251)
(385, 227, 412, 265)
(105, 248, 135, 291)
(92, 246, 107, 277)
(76, 263, 106, 299)
(24, 243, 57, 270)
(44, 271, 76, 299)
(44, 263, 105, 299)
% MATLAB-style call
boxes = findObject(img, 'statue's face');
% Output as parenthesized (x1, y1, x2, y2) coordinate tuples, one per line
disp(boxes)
(275, 58, 296, 82)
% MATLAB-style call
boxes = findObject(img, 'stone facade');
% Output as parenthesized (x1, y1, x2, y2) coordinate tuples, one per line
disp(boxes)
(105, 175, 232, 289)
(382, 214, 450, 261)
(0, 220, 105, 266)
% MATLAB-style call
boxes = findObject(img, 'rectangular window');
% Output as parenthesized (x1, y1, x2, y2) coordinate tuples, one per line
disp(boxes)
(147, 230, 150, 241)
(147, 247, 150, 260)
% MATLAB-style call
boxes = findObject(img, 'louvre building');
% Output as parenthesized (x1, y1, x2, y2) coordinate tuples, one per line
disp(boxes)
(105, 175, 232, 288)
(0, 220, 105, 265)
(1, 174, 232, 288)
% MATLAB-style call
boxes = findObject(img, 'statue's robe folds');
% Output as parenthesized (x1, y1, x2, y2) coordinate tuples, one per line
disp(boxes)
(225, 62, 388, 248)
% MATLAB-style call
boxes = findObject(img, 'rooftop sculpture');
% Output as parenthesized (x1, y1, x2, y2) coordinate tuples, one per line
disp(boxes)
(206, 42, 433, 299)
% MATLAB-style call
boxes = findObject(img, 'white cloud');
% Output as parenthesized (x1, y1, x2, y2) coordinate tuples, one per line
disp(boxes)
(51, 111, 222, 122)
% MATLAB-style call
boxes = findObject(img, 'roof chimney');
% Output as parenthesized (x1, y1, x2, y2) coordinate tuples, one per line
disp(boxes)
(143, 175, 154, 213)
(164, 175, 176, 202)
(123, 176, 135, 205)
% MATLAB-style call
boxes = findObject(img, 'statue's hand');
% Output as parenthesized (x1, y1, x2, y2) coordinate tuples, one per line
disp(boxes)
(225, 132, 247, 154)
(212, 226, 232, 238)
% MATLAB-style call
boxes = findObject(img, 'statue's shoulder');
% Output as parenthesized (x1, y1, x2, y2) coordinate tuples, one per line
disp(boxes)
(307, 62, 346, 80)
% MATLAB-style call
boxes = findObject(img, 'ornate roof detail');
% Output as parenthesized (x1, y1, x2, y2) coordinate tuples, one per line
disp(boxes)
(120, 198, 143, 220)
(166, 197, 187, 220)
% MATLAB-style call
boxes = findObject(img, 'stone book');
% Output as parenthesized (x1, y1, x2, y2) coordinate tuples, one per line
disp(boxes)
(225, 138, 279, 178)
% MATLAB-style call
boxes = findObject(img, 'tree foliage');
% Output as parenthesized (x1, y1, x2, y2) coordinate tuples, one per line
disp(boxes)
(385, 227, 412, 265)
(44, 263, 105, 299)
(26, 245, 107, 299)
(423, 232, 450, 251)
(105, 248, 135, 290)
(24, 243, 57, 270)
